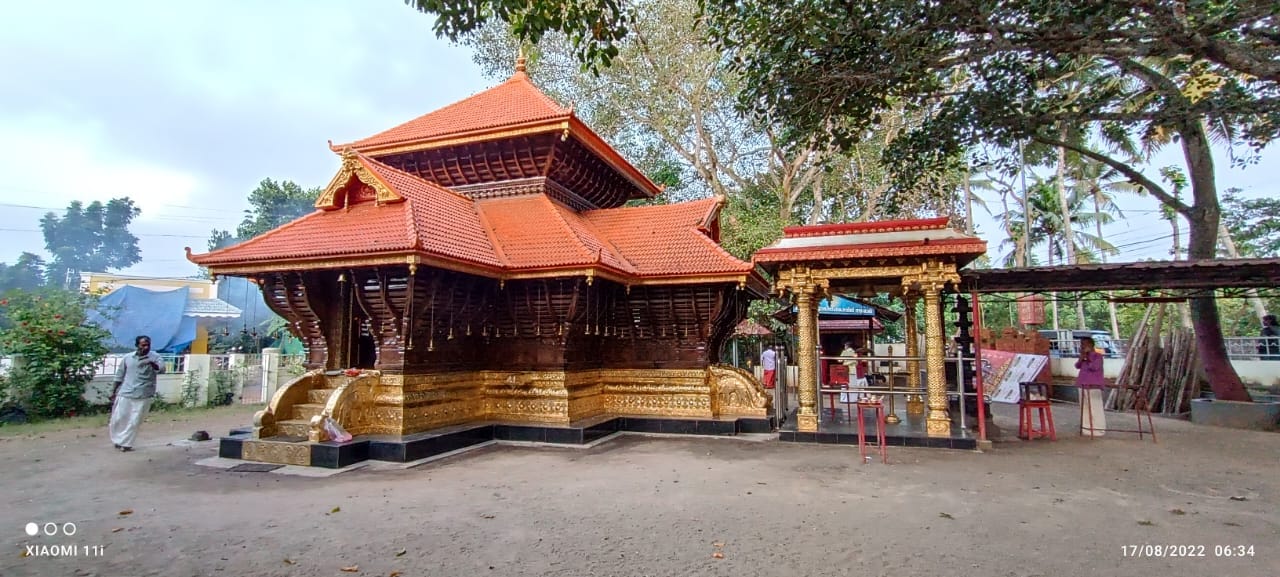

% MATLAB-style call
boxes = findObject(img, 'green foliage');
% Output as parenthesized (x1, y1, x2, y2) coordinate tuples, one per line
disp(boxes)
(207, 179, 321, 250)
(180, 368, 203, 408)
(720, 182, 784, 261)
(208, 369, 235, 407)
(0, 290, 110, 418)
(405, 0, 630, 73)
(1221, 188, 1280, 258)
(39, 198, 141, 289)
(236, 179, 321, 240)
(997, 177, 1116, 266)
(0, 253, 47, 294)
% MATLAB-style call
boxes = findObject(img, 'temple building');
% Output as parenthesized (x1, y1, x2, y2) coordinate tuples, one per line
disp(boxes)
(189, 59, 772, 466)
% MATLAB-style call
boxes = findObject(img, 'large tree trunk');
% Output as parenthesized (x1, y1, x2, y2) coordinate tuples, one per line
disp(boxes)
(807, 178, 825, 224)
(1181, 121, 1252, 402)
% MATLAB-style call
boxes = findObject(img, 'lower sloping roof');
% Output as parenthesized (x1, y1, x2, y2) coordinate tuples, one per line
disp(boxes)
(183, 298, 242, 318)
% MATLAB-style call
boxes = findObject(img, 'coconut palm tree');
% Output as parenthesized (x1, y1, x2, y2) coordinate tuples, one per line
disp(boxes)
(1069, 156, 1136, 336)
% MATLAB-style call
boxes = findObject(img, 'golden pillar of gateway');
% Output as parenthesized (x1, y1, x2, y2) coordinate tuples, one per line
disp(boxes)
(903, 292, 924, 415)
(922, 280, 951, 436)
(794, 289, 819, 432)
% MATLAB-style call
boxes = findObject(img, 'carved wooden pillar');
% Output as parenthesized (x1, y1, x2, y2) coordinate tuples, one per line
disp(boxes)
(922, 281, 950, 436)
(903, 292, 924, 415)
(334, 271, 353, 370)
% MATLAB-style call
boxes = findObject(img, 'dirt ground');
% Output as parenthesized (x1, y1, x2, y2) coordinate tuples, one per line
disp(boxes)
(1, 403, 1276, 577)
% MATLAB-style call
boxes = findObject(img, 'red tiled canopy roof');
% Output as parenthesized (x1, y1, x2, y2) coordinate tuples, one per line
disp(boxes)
(338, 70, 572, 152)
(753, 216, 986, 266)
(188, 155, 755, 284)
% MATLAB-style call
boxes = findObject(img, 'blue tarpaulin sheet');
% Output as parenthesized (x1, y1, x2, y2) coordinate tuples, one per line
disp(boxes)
(90, 286, 196, 353)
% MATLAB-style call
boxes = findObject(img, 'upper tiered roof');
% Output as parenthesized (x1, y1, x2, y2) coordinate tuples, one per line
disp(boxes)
(330, 59, 661, 206)
(189, 152, 757, 286)
(338, 64, 573, 152)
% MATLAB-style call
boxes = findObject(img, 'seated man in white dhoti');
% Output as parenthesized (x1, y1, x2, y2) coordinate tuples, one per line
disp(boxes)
(109, 335, 165, 452)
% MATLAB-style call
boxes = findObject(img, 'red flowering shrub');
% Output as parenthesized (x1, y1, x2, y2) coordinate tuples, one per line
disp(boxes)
(0, 290, 111, 418)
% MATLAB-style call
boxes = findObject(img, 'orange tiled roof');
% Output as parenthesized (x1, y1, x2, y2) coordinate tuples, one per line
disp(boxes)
(338, 70, 572, 152)
(582, 199, 753, 277)
(189, 159, 754, 282)
(754, 216, 986, 265)
(192, 155, 500, 270)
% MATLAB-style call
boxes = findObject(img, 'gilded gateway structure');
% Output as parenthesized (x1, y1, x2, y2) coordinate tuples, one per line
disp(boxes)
(190, 59, 772, 466)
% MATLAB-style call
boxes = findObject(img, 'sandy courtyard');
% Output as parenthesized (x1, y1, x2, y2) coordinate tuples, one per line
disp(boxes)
(1, 403, 1276, 577)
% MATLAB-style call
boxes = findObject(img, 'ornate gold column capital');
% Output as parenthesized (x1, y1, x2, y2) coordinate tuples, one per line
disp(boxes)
(902, 261, 961, 297)
(776, 266, 830, 299)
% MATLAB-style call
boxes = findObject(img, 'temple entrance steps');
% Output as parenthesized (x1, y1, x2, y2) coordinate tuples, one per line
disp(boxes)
(252, 370, 348, 442)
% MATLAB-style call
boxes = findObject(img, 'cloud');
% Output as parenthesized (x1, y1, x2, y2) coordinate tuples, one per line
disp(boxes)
(0, 0, 492, 276)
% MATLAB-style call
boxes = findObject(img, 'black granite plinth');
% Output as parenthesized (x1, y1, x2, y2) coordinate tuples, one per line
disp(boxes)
(311, 439, 370, 469)
(220, 415, 778, 468)
(778, 408, 978, 450)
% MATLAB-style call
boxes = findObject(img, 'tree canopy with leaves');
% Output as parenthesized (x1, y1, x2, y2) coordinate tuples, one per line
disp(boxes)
(1221, 189, 1280, 258)
(0, 252, 47, 293)
(39, 198, 142, 289)
(208, 178, 321, 250)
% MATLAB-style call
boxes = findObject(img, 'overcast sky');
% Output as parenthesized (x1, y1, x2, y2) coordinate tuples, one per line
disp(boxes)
(1, 1, 1276, 280)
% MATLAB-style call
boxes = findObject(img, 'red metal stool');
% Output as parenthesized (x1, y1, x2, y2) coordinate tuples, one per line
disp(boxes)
(1018, 382, 1056, 441)
(1128, 386, 1156, 443)
(1089, 384, 1156, 442)
(855, 397, 887, 463)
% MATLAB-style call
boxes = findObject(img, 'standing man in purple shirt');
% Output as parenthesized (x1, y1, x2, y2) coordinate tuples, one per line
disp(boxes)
(1075, 336, 1107, 436)
(109, 335, 164, 452)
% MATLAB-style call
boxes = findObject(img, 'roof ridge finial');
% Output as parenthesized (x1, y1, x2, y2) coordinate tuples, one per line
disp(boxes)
(515, 46, 527, 74)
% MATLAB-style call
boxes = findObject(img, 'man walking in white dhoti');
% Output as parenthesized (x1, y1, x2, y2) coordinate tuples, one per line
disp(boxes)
(109, 335, 164, 452)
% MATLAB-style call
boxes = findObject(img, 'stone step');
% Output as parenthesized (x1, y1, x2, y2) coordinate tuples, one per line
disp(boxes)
(241, 437, 311, 466)
(292, 403, 325, 421)
(308, 388, 335, 404)
(277, 419, 310, 437)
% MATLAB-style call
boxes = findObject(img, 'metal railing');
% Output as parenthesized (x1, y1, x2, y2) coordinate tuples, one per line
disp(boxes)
(94, 354, 186, 376)
(1075, 337, 1280, 361)
(817, 353, 923, 425)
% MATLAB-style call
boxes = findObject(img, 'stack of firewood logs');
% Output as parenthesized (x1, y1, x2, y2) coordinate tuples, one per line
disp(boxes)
(1110, 303, 1202, 414)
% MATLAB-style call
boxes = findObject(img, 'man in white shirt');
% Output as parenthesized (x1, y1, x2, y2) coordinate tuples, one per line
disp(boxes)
(109, 335, 164, 452)
(760, 346, 777, 389)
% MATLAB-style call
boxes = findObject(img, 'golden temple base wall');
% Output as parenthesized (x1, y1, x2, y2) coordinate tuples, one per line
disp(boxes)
(351, 366, 766, 436)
